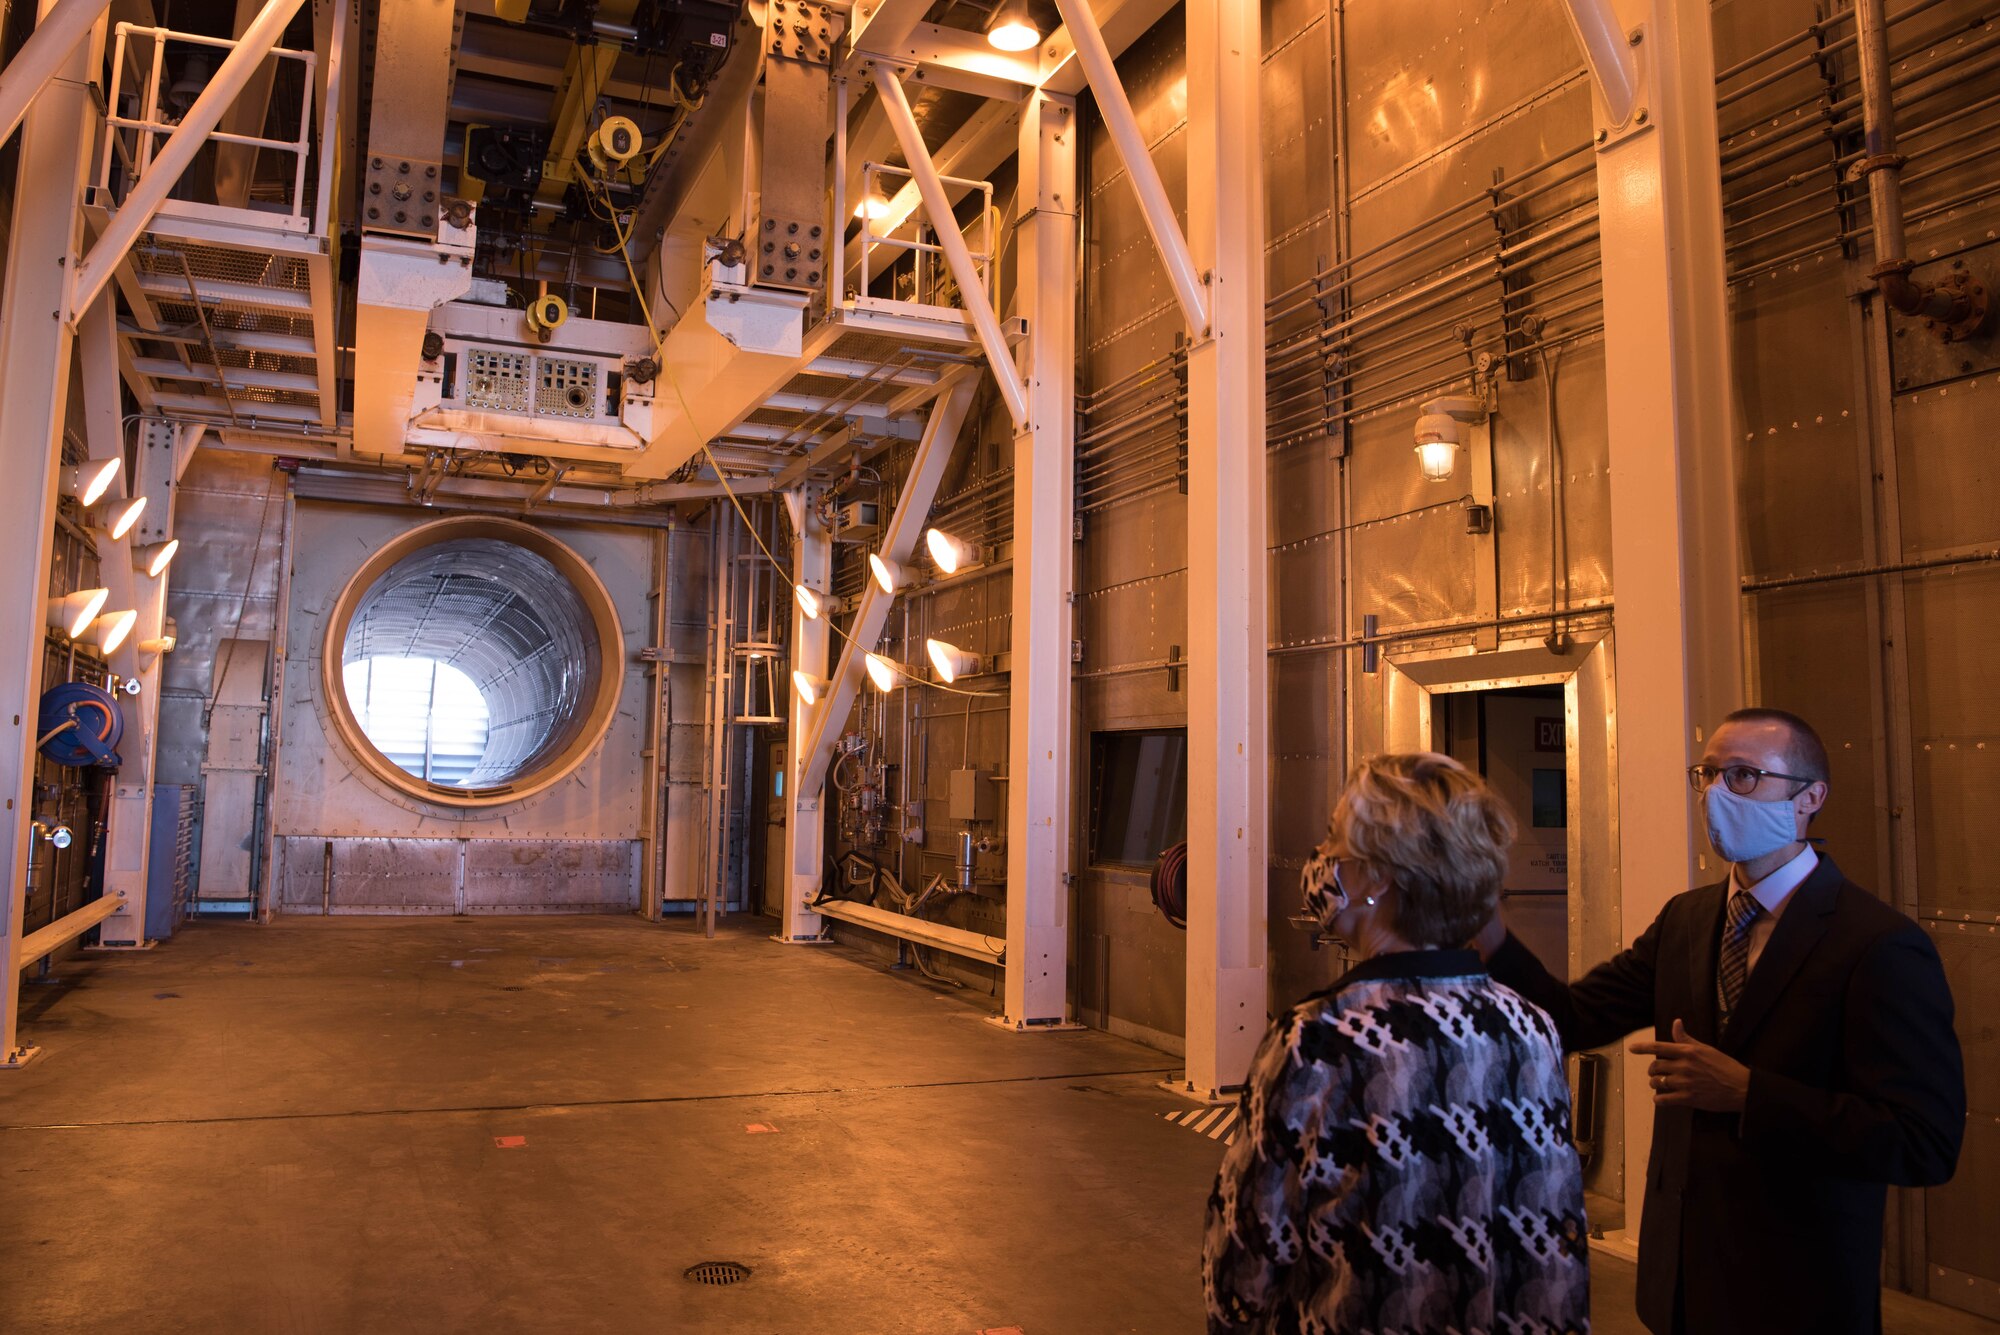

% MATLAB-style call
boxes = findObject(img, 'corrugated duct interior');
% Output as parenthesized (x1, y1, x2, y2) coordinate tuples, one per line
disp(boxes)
(342, 538, 601, 788)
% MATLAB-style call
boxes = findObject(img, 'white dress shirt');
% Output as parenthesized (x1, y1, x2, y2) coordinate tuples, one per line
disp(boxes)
(1730, 843, 1818, 975)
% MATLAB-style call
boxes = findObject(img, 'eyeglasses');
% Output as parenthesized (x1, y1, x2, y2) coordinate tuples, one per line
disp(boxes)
(1687, 763, 1815, 796)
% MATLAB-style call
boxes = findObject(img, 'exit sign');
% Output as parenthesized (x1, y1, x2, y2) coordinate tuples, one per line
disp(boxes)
(1535, 717, 1563, 752)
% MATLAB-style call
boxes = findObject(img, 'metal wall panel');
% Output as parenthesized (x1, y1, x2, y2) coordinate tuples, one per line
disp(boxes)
(463, 839, 640, 913)
(1895, 375, 2000, 559)
(1904, 569, 2000, 914)
(1924, 927, 2000, 1318)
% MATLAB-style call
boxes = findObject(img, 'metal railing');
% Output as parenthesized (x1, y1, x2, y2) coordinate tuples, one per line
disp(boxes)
(856, 160, 996, 309)
(96, 22, 319, 227)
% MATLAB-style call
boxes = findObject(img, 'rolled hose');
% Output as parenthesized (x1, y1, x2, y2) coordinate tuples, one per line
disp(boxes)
(38, 682, 123, 767)
(1150, 840, 1188, 929)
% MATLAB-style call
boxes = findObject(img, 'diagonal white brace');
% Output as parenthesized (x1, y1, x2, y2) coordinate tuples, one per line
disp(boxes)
(869, 63, 1030, 427)
(794, 372, 978, 802)
(1050, 0, 1209, 334)
(0, 0, 113, 151)
(68, 0, 309, 321)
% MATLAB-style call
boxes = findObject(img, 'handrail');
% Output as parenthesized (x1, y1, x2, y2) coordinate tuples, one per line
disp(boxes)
(17, 893, 126, 972)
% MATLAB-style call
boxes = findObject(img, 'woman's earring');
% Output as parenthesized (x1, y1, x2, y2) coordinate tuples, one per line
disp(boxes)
(1364, 895, 1377, 907)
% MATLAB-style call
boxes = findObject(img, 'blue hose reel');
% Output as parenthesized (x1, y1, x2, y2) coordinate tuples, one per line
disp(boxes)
(38, 682, 124, 768)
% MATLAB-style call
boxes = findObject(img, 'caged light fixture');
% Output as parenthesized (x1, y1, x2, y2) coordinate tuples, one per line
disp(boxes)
(1412, 394, 1487, 483)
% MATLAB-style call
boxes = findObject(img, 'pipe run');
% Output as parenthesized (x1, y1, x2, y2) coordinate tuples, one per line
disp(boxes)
(1851, 0, 1990, 338)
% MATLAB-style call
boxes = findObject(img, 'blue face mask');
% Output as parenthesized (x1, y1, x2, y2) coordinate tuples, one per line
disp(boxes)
(1703, 783, 1800, 865)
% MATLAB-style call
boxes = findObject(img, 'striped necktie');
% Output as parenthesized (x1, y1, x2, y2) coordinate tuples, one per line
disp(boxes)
(1716, 889, 1764, 1020)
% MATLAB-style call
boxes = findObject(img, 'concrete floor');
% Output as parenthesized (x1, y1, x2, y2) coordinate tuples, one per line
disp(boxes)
(0, 915, 1991, 1334)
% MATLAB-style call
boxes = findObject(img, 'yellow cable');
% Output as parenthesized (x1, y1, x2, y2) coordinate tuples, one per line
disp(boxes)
(599, 192, 1001, 699)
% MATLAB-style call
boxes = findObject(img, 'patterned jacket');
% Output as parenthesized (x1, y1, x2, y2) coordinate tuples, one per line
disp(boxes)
(1202, 949, 1591, 1334)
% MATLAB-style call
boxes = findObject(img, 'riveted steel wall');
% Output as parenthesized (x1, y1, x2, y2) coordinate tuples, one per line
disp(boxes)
(1718, 0, 2000, 1311)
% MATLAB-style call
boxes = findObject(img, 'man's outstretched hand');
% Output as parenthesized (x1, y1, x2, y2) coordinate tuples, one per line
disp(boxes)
(1631, 1019, 1752, 1112)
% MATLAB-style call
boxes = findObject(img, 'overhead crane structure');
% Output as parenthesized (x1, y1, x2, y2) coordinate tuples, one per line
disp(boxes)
(0, 0, 1743, 1142)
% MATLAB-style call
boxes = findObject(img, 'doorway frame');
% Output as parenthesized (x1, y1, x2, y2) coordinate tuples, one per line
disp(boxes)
(1377, 629, 1628, 1216)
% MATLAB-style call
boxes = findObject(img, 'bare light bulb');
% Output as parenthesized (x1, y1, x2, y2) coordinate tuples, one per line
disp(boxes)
(986, 0, 1040, 51)
(864, 652, 899, 693)
(868, 553, 905, 594)
(795, 585, 823, 620)
(792, 670, 828, 706)
(135, 539, 180, 578)
(926, 638, 980, 683)
(61, 457, 122, 506)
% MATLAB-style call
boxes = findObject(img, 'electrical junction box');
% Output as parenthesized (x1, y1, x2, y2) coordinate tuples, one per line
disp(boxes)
(949, 769, 998, 823)
(837, 500, 881, 543)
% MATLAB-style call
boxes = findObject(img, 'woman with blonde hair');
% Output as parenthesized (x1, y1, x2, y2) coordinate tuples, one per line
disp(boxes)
(1203, 752, 1589, 1334)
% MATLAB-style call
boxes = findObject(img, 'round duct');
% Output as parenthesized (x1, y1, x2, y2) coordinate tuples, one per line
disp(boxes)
(322, 516, 623, 807)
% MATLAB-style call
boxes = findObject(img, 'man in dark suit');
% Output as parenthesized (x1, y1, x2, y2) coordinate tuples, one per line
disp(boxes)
(1475, 707, 1964, 1335)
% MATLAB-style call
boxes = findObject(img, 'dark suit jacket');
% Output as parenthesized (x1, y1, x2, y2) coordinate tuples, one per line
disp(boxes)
(1487, 853, 1964, 1335)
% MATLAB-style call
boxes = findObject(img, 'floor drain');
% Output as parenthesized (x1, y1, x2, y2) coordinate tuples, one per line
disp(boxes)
(684, 1261, 752, 1287)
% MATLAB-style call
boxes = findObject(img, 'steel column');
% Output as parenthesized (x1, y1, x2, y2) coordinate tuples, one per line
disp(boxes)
(796, 376, 977, 801)
(1180, 0, 1267, 1098)
(779, 487, 832, 942)
(869, 64, 1029, 425)
(1049, 0, 1207, 332)
(68, 0, 310, 319)
(1588, 0, 1741, 1253)
(0, 0, 103, 1068)
(0, 0, 112, 151)
(1000, 89, 1078, 1027)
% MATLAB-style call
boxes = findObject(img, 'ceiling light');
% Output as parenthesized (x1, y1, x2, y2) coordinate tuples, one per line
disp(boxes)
(864, 652, 900, 693)
(60, 457, 122, 506)
(925, 528, 982, 576)
(854, 192, 891, 221)
(792, 670, 829, 706)
(87, 608, 138, 655)
(986, 0, 1040, 52)
(134, 539, 180, 578)
(89, 495, 147, 540)
(868, 553, 906, 594)
(47, 588, 110, 639)
(926, 639, 981, 683)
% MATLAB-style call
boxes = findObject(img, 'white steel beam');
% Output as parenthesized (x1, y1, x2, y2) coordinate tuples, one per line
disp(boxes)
(778, 487, 833, 943)
(69, 0, 310, 320)
(1180, 0, 1267, 1099)
(1037, 0, 1180, 97)
(855, 22, 1037, 101)
(795, 374, 976, 802)
(0, 0, 113, 150)
(0, 0, 103, 1068)
(1049, 0, 1207, 332)
(844, 0, 932, 64)
(1588, 0, 1741, 1257)
(870, 65, 1028, 425)
(1000, 88, 1078, 1028)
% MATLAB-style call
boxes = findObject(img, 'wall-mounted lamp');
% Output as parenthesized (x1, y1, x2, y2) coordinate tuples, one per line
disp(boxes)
(133, 539, 180, 578)
(924, 528, 984, 576)
(792, 670, 829, 705)
(864, 652, 902, 693)
(867, 553, 907, 594)
(60, 457, 121, 506)
(87, 495, 147, 541)
(926, 638, 982, 683)
(1413, 394, 1487, 483)
(985, 0, 1040, 51)
(86, 609, 138, 655)
(47, 588, 110, 639)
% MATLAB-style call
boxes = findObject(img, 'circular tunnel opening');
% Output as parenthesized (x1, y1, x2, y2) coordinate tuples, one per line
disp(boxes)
(323, 517, 623, 807)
